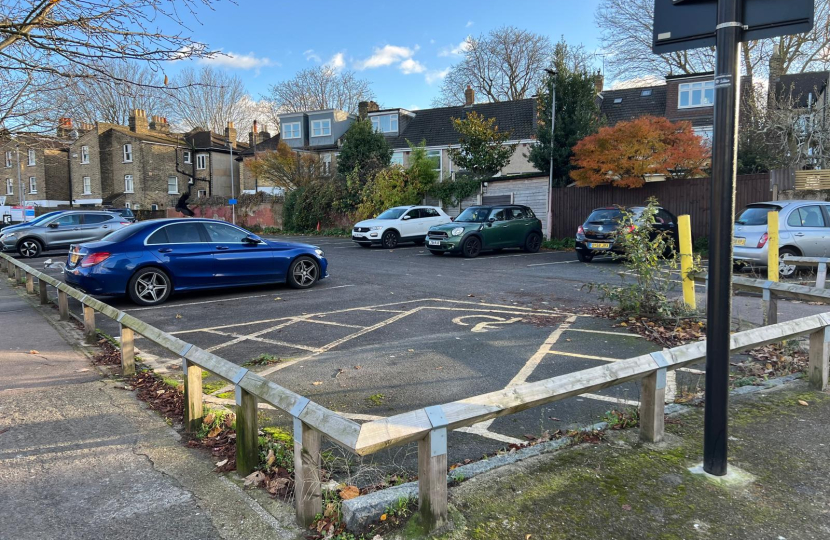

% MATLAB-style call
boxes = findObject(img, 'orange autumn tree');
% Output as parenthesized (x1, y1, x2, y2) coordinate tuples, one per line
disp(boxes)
(569, 116, 710, 188)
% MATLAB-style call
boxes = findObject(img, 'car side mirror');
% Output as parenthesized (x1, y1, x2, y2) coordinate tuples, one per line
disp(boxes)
(244, 234, 262, 244)
(488, 217, 496, 223)
(402, 215, 410, 220)
(48, 222, 59, 229)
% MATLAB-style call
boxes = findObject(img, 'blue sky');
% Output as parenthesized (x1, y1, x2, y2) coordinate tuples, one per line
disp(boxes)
(176, 0, 605, 110)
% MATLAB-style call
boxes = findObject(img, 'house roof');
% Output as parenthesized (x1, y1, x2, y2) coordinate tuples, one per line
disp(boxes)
(774, 71, 830, 108)
(239, 133, 281, 157)
(599, 86, 668, 126)
(384, 99, 537, 149)
(11, 133, 72, 149)
(184, 130, 250, 152)
(106, 125, 182, 146)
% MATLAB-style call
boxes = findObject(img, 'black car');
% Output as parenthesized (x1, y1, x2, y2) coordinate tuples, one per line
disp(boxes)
(103, 207, 137, 223)
(575, 206, 680, 262)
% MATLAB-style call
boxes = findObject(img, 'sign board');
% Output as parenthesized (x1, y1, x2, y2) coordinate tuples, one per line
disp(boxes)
(0, 196, 5, 206)
(653, 0, 814, 54)
(11, 205, 35, 222)
(228, 198, 238, 205)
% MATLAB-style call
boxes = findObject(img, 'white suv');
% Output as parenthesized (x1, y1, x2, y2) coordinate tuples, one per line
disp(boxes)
(352, 206, 452, 249)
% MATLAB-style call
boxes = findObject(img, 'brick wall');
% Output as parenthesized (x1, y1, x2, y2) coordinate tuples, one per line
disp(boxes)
(69, 128, 104, 204)
(665, 76, 715, 125)
(43, 149, 70, 202)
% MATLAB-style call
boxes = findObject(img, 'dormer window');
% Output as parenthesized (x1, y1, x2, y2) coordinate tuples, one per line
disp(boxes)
(613, 98, 623, 104)
(311, 119, 331, 137)
(678, 81, 714, 109)
(641, 89, 652, 97)
(371, 114, 398, 133)
(283, 122, 301, 139)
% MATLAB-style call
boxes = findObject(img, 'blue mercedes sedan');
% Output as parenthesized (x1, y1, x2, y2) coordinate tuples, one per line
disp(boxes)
(64, 218, 328, 306)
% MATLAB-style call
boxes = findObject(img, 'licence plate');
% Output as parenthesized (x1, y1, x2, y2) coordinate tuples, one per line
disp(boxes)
(69, 249, 82, 265)
(428, 240, 441, 246)
(588, 242, 610, 249)
(733, 237, 746, 246)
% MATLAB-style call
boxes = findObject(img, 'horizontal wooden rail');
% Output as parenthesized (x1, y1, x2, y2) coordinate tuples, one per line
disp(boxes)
(3, 252, 829, 534)
(782, 256, 829, 288)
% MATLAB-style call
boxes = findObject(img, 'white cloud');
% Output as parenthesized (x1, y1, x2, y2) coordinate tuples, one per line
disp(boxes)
(425, 67, 450, 85)
(400, 58, 426, 74)
(438, 38, 471, 57)
(465, 20, 474, 28)
(430, 39, 436, 45)
(609, 75, 665, 90)
(408, 104, 422, 111)
(327, 52, 346, 71)
(355, 44, 418, 70)
(303, 49, 321, 62)
(199, 51, 277, 70)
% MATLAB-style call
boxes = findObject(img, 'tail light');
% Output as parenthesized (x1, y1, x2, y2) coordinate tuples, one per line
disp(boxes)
(120, 222, 131, 226)
(577, 225, 584, 235)
(80, 252, 111, 268)
(757, 232, 769, 248)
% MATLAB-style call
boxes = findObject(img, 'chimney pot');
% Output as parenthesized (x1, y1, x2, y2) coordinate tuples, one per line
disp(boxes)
(129, 109, 148, 133)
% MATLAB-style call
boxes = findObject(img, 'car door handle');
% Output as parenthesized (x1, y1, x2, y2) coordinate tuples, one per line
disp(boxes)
(102, 225, 109, 229)
(216, 246, 230, 250)
(795, 233, 806, 237)
(158, 248, 173, 253)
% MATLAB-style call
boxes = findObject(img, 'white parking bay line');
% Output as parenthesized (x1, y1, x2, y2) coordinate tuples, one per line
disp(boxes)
(582, 393, 640, 407)
(527, 260, 579, 267)
(547, 350, 621, 362)
(463, 251, 562, 261)
(565, 328, 643, 338)
(126, 293, 274, 311)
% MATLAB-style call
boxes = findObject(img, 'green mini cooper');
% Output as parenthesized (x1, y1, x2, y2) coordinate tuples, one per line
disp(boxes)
(426, 205, 543, 258)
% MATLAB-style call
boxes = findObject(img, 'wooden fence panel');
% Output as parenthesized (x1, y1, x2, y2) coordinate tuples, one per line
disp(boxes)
(550, 173, 771, 239)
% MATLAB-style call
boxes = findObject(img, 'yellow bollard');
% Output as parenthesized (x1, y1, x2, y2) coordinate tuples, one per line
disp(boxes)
(767, 211, 779, 282)
(678, 215, 696, 310)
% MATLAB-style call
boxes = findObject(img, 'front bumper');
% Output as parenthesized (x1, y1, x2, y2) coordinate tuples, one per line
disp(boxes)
(425, 235, 463, 252)
(352, 234, 381, 245)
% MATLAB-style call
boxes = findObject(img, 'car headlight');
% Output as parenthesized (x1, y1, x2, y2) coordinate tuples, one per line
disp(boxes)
(451, 227, 465, 236)
(370, 226, 383, 231)
(315, 249, 325, 258)
(3, 233, 16, 240)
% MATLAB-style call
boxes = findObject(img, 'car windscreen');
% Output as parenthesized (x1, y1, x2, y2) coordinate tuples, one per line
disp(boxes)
(27, 211, 63, 225)
(736, 205, 780, 226)
(455, 207, 492, 222)
(376, 208, 407, 219)
(585, 209, 623, 224)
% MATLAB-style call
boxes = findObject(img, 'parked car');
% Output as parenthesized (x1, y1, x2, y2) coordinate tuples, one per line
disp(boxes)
(574, 206, 679, 263)
(103, 207, 137, 223)
(734, 200, 830, 277)
(0, 210, 65, 232)
(0, 210, 130, 258)
(426, 205, 543, 258)
(352, 206, 451, 248)
(64, 218, 328, 306)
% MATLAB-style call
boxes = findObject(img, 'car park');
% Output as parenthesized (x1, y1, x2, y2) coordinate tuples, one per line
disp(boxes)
(733, 200, 830, 277)
(0, 210, 64, 232)
(426, 205, 543, 258)
(352, 205, 451, 248)
(574, 206, 680, 263)
(0, 210, 130, 258)
(64, 218, 328, 306)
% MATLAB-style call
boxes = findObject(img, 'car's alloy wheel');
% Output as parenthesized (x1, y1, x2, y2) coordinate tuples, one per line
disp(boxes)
(382, 230, 399, 249)
(128, 268, 172, 306)
(288, 257, 319, 288)
(462, 237, 481, 258)
(779, 248, 799, 278)
(18, 239, 41, 258)
(524, 232, 542, 253)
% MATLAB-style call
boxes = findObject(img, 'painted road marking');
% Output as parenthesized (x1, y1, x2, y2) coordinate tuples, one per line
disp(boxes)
(547, 351, 622, 362)
(203, 329, 323, 353)
(462, 251, 563, 261)
(126, 293, 275, 311)
(451, 314, 522, 332)
(565, 328, 643, 338)
(582, 393, 640, 407)
(526, 260, 579, 267)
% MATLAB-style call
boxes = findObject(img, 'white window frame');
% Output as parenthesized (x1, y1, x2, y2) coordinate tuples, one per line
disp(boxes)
(123, 143, 133, 163)
(196, 154, 207, 170)
(5, 151, 11, 168)
(167, 176, 179, 194)
(124, 174, 134, 193)
(29, 177, 36, 194)
(27, 149, 36, 166)
(5, 178, 12, 195)
(283, 122, 301, 139)
(391, 151, 405, 166)
(311, 119, 331, 138)
(321, 153, 332, 174)
(678, 81, 715, 109)
(82, 176, 91, 195)
(133, 203, 140, 211)
(151, 204, 159, 211)
(426, 149, 442, 180)
(125, 202, 131, 209)
(80, 146, 90, 164)
(183, 150, 192, 164)
(197, 189, 207, 198)
(371, 114, 398, 133)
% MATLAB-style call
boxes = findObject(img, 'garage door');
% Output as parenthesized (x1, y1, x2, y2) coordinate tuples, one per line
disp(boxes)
(482, 195, 512, 205)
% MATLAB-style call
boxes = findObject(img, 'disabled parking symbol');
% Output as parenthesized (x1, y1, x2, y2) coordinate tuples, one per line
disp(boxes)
(451, 315, 522, 333)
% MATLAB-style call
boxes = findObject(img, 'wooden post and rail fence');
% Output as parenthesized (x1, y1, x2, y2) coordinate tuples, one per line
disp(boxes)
(3, 251, 830, 533)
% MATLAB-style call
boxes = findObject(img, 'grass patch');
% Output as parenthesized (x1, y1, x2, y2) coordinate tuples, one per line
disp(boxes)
(542, 237, 576, 251)
(262, 426, 293, 445)
(243, 353, 284, 367)
(202, 379, 225, 394)
(366, 393, 384, 407)
(161, 376, 181, 389)
(196, 408, 235, 439)
(216, 391, 235, 400)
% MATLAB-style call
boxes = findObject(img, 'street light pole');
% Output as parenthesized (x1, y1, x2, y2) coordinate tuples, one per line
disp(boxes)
(544, 68, 557, 240)
(228, 138, 236, 225)
(704, 0, 743, 477)
(15, 144, 25, 222)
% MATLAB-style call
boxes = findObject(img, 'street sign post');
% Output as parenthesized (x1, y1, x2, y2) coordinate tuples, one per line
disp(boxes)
(652, 0, 814, 477)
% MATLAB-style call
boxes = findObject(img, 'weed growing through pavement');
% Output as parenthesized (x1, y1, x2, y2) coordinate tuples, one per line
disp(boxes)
(366, 393, 384, 407)
(243, 353, 284, 367)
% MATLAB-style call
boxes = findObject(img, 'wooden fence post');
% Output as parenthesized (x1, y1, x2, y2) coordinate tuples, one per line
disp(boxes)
(809, 326, 830, 391)
(641, 352, 669, 443)
(58, 289, 69, 320)
(38, 279, 48, 305)
(235, 380, 258, 477)
(25, 273, 34, 294)
(83, 305, 96, 343)
(419, 406, 449, 532)
(678, 215, 696, 310)
(767, 211, 779, 282)
(293, 409, 322, 528)
(817, 261, 828, 289)
(182, 356, 203, 433)
(120, 324, 135, 376)
(762, 287, 778, 326)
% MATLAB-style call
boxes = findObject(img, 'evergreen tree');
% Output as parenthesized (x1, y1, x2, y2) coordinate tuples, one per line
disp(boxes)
(336, 118, 393, 181)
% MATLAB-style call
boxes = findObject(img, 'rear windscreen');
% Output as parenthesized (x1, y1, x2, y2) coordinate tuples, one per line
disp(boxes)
(586, 209, 622, 223)
(736, 205, 780, 226)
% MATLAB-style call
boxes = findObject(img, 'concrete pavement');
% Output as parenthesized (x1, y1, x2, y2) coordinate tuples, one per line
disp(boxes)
(0, 276, 301, 540)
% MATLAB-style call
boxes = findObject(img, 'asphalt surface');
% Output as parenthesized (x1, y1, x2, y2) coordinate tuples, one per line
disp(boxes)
(10, 236, 823, 476)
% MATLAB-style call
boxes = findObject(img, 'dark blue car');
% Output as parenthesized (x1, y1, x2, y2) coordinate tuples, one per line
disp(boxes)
(64, 218, 328, 306)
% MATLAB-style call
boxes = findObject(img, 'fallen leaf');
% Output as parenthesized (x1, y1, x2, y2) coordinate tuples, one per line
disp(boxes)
(467, 294, 475, 297)
(243, 471, 266, 487)
(339, 485, 360, 500)
(175, 313, 182, 319)
(312, 381, 323, 386)
(619, 322, 628, 327)
(266, 449, 275, 467)
(207, 426, 222, 438)
(380, 514, 387, 521)
(203, 413, 216, 425)
(274, 297, 282, 301)
(354, 365, 361, 370)
(798, 400, 809, 406)
(622, 504, 632, 511)
(215, 459, 228, 468)
(266, 477, 289, 494)
(526, 535, 532, 540)
(29, 350, 39, 354)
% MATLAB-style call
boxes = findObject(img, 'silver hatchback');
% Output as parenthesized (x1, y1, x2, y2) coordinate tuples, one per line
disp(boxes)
(0, 210, 130, 258)
(733, 200, 830, 276)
